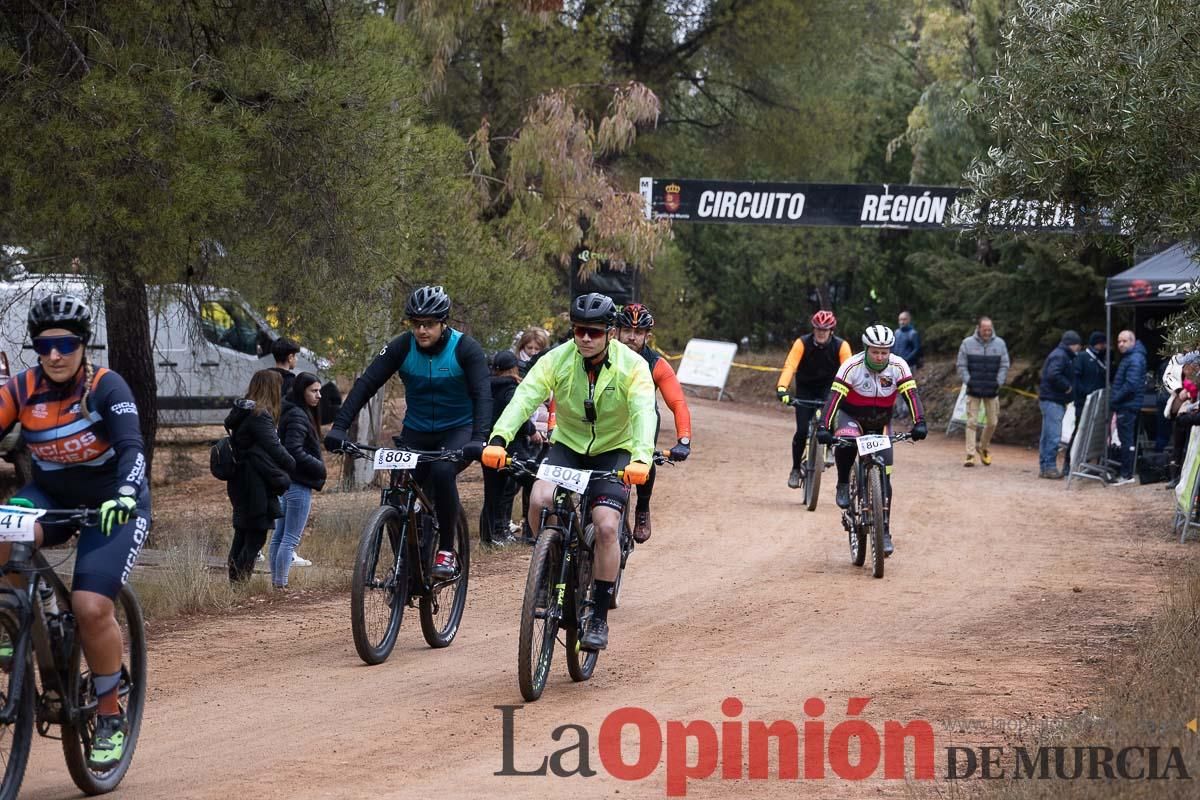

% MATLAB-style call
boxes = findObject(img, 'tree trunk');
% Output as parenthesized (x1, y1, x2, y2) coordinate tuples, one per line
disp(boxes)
(102, 267, 157, 473)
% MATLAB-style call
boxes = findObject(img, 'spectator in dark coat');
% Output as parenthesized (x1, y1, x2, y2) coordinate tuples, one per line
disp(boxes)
(1037, 331, 1081, 478)
(893, 310, 923, 369)
(1072, 332, 1108, 419)
(225, 370, 295, 582)
(480, 351, 534, 545)
(1110, 330, 1148, 484)
(269, 372, 327, 588)
(270, 338, 301, 398)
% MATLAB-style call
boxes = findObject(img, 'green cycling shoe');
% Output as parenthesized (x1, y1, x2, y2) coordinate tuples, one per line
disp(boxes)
(88, 712, 127, 770)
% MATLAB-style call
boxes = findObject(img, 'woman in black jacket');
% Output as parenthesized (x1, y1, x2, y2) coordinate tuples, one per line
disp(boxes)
(225, 370, 295, 583)
(269, 373, 327, 587)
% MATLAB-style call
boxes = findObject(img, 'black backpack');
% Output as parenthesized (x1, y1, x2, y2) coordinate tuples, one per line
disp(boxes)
(209, 432, 240, 481)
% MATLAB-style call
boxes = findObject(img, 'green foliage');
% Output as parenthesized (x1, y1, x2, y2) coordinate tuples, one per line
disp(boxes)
(0, 1, 544, 377)
(906, 237, 1109, 354)
(968, 0, 1200, 242)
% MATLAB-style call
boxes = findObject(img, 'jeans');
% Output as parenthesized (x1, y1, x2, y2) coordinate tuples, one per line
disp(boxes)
(1038, 400, 1066, 473)
(1116, 410, 1138, 479)
(270, 484, 313, 587)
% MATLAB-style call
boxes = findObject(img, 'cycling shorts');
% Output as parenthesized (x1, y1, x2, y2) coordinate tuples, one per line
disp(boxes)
(542, 443, 630, 514)
(12, 482, 152, 599)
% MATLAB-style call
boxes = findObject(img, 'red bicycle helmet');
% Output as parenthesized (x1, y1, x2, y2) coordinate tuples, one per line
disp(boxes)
(811, 310, 838, 331)
(615, 302, 655, 330)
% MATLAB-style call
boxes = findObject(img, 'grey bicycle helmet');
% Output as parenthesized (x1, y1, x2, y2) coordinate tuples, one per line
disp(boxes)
(570, 293, 616, 326)
(28, 293, 92, 342)
(405, 285, 451, 320)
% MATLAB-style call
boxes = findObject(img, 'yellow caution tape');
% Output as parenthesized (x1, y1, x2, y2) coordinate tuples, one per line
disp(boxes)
(1001, 385, 1039, 400)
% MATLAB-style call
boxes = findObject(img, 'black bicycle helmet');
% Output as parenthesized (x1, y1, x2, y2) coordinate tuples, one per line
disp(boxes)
(405, 285, 451, 320)
(569, 293, 616, 326)
(614, 302, 654, 330)
(28, 293, 92, 342)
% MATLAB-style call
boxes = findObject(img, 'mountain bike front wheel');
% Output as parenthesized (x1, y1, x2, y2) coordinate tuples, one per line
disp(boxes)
(866, 465, 886, 579)
(0, 596, 33, 800)
(518, 529, 562, 702)
(350, 505, 408, 665)
(62, 584, 147, 795)
(804, 422, 823, 511)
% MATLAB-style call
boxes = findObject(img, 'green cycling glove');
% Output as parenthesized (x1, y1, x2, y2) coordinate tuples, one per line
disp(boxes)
(99, 496, 137, 536)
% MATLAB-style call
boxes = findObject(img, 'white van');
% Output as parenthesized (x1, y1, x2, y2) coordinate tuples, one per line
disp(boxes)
(0, 274, 335, 428)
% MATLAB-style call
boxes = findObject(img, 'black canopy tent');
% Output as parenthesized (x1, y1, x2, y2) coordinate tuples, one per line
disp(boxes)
(1103, 244, 1199, 472)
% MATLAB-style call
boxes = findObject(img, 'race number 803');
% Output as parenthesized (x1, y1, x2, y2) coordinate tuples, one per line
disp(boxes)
(373, 449, 419, 471)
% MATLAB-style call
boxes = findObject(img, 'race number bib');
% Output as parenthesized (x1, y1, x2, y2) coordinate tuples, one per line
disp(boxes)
(373, 449, 419, 471)
(856, 435, 892, 457)
(536, 463, 592, 494)
(0, 506, 45, 542)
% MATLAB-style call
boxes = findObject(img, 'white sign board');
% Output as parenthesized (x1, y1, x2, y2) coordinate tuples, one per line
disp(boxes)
(675, 338, 738, 399)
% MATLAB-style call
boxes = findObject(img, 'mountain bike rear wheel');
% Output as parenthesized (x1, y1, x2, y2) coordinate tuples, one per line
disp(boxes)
(351, 505, 408, 665)
(567, 525, 599, 682)
(420, 503, 470, 648)
(0, 597, 32, 800)
(518, 529, 562, 702)
(866, 465, 886, 579)
(62, 584, 147, 795)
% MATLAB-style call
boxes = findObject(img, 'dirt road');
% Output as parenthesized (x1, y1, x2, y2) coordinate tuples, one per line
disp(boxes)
(20, 398, 1183, 799)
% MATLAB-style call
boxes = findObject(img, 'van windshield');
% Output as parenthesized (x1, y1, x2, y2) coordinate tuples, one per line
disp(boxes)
(201, 299, 268, 356)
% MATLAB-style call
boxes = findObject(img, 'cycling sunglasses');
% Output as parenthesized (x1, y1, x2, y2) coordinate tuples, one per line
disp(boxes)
(572, 325, 608, 340)
(32, 335, 83, 357)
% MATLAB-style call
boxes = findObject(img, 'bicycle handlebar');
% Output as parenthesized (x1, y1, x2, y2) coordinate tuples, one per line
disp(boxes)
(336, 442, 463, 462)
(830, 432, 915, 447)
(1, 507, 101, 527)
(504, 450, 673, 480)
(788, 398, 825, 409)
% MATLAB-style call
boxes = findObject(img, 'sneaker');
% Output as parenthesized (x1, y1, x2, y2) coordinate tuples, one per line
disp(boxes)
(835, 483, 850, 509)
(580, 617, 609, 651)
(882, 528, 894, 557)
(291, 553, 312, 567)
(979, 448, 992, 466)
(632, 511, 652, 543)
(255, 551, 265, 563)
(964, 454, 975, 468)
(432, 550, 457, 579)
(1039, 470, 1063, 479)
(1110, 476, 1137, 487)
(88, 712, 127, 769)
(507, 521, 521, 536)
(787, 469, 802, 489)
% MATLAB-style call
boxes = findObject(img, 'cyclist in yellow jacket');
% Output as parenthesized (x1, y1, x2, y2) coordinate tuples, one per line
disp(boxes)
(483, 293, 656, 651)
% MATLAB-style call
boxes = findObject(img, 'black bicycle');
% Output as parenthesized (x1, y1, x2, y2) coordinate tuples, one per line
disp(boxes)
(790, 398, 831, 511)
(339, 442, 470, 665)
(507, 453, 671, 700)
(0, 507, 147, 798)
(831, 431, 912, 579)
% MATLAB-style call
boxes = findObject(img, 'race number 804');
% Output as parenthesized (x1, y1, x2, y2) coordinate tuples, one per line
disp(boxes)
(536, 463, 591, 493)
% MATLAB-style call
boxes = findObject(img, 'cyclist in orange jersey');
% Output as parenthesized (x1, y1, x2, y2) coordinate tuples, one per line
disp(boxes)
(776, 310, 853, 490)
(615, 303, 691, 543)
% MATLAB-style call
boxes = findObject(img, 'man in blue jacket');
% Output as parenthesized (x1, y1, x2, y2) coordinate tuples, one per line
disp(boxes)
(1110, 329, 1148, 485)
(1037, 330, 1081, 478)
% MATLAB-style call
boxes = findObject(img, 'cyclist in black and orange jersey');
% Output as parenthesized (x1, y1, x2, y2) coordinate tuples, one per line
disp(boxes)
(776, 310, 853, 489)
(614, 302, 691, 543)
(816, 324, 928, 556)
(0, 294, 150, 769)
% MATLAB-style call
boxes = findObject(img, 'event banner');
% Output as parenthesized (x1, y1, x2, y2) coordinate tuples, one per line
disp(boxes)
(639, 177, 1116, 233)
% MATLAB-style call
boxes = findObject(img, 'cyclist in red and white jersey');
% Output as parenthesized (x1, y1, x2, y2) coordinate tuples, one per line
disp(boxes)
(816, 324, 927, 556)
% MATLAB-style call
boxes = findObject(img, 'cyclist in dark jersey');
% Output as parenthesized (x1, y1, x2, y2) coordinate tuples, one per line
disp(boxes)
(776, 310, 853, 489)
(324, 286, 491, 579)
(614, 303, 691, 542)
(0, 294, 150, 769)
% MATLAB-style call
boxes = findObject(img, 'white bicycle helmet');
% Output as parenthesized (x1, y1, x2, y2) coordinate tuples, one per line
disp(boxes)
(862, 324, 895, 348)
